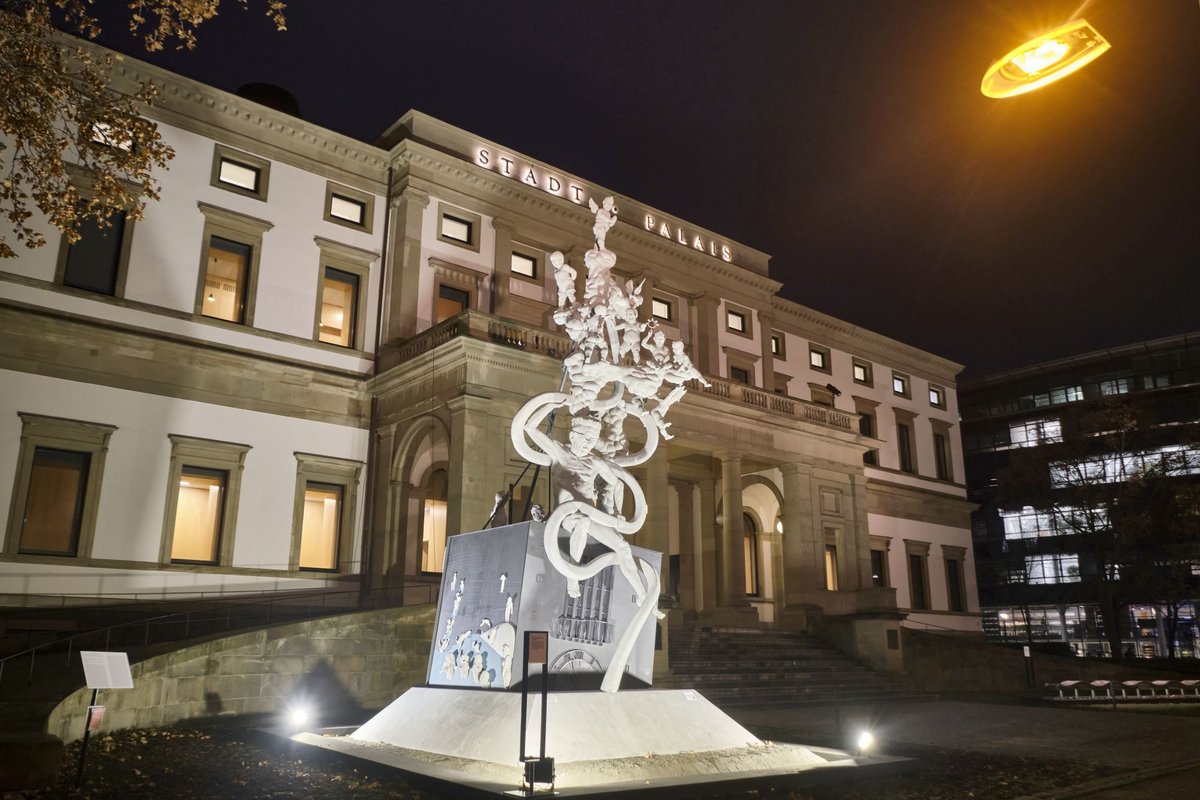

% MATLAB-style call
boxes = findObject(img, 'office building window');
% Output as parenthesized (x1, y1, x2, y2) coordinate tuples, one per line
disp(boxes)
(511, 251, 538, 279)
(651, 298, 673, 321)
(870, 549, 889, 588)
(929, 384, 946, 409)
(6, 415, 116, 560)
(318, 267, 359, 347)
(1099, 378, 1129, 396)
(852, 360, 873, 386)
(195, 203, 272, 326)
(892, 372, 910, 398)
(323, 181, 374, 232)
(770, 333, 785, 357)
(1009, 417, 1062, 447)
(160, 435, 249, 567)
(210, 145, 270, 201)
(730, 365, 751, 385)
(436, 284, 471, 323)
(1143, 374, 1170, 390)
(59, 209, 129, 296)
(436, 204, 481, 251)
(897, 422, 916, 473)
(809, 345, 830, 373)
(933, 432, 952, 480)
(421, 468, 449, 573)
(291, 453, 362, 573)
(744, 513, 760, 597)
(1026, 554, 1081, 584)
(726, 309, 747, 333)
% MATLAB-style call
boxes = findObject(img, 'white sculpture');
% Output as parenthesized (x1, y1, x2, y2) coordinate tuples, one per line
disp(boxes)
(512, 196, 709, 693)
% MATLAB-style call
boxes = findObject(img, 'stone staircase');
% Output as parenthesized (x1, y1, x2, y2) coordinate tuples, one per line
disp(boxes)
(665, 627, 921, 706)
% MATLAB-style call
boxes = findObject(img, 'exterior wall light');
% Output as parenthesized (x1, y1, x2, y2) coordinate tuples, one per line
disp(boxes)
(981, 18, 1111, 98)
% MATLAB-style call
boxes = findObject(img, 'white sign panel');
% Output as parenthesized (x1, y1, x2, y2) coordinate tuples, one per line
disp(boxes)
(80, 651, 133, 689)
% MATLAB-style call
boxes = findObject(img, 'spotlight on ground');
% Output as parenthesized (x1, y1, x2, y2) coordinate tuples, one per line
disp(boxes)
(855, 730, 875, 755)
(287, 703, 313, 729)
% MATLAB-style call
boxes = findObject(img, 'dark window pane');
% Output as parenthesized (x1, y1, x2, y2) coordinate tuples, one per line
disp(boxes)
(20, 448, 89, 556)
(947, 558, 964, 612)
(898, 423, 914, 473)
(870, 549, 887, 587)
(909, 553, 927, 609)
(63, 211, 125, 295)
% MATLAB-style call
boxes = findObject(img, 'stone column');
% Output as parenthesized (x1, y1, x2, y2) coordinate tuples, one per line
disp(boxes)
(717, 453, 748, 607)
(692, 293, 721, 377)
(383, 187, 430, 343)
(364, 424, 396, 603)
(642, 450, 670, 555)
(491, 218, 514, 318)
(446, 393, 493, 537)
(845, 471, 871, 592)
(779, 462, 823, 627)
(697, 478, 718, 612)
(672, 480, 697, 614)
(758, 310, 776, 393)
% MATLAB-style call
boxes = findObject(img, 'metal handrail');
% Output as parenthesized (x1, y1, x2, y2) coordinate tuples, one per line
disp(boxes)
(0, 581, 437, 687)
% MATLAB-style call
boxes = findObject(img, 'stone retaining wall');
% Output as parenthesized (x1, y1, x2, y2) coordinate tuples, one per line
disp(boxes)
(48, 604, 435, 743)
(903, 628, 1198, 691)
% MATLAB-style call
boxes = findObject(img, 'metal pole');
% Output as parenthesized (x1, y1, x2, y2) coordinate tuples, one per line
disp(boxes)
(28, 649, 36, 685)
(539, 660, 548, 761)
(76, 688, 100, 787)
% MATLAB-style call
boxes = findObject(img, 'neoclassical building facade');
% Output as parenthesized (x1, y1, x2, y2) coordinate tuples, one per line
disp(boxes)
(0, 43, 978, 668)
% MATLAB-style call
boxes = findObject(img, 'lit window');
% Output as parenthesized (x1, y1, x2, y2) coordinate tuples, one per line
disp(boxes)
(319, 267, 359, 348)
(436, 284, 470, 323)
(329, 194, 366, 226)
(1009, 418, 1062, 447)
(210, 145, 270, 200)
(440, 214, 472, 244)
(170, 467, 227, 564)
(1026, 554, 1081, 584)
(852, 360, 872, 386)
(5, 415, 114, 560)
(651, 298, 673, 321)
(825, 544, 839, 591)
(809, 346, 830, 372)
(90, 122, 133, 151)
(744, 514, 760, 596)
(929, 385, 946, 408)
(299, 483, 342, 571)
(201, 237, 251, 323)
(726, 309, 746, 333)
(892, 372, 910, 397)
(1143, 374, 1170, 390)
(61, 209, 127, 296)
(770, 333, 785, 357)
(511, 252, 538, 278)
(1099, 378, 1129, 396)
(421, 469, 449, 573)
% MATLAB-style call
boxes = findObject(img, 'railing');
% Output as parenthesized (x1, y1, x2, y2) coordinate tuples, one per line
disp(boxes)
(0, 581, 437, 689)
(386, 310, 858, 433)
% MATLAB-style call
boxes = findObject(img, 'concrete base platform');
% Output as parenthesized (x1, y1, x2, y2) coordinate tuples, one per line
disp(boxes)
(285, 687, 911, 797)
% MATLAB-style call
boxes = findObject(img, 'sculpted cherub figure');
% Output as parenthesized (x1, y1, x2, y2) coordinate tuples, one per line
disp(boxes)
(550, 250, 577, 308)
(588, 195, 618, 251)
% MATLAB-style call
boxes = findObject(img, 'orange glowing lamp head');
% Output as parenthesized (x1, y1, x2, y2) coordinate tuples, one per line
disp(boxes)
(981, 18, 1111, 99)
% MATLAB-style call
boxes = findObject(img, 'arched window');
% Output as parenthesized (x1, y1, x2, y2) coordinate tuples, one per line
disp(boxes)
(420, 468, 448, 573)
(743, 512, 760, 597)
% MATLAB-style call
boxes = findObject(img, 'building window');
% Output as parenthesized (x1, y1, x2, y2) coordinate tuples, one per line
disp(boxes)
(908, 551, 929, 609)
(933, 432, 952, 481)
(892, 372, 910, 398)
(726, 309, 747, 333)
(809, 345, 831, 373)
(1099, 378, 1129, 396)
(897, 422, 916, 473)
(5, 414, 115, 560)
(511, 251, 538, 279)
(1026, 553, 1081, 584)
(210, 144, 270, 201)
(318, 267, 359, 347)
(57, 209, 132, 297)
(870, 549, 889, 588)
(421, 468, 449, 573)
(929, 384, 946, 409)
(770, 333, 785, 357)
(436, 284, 471, 323)
(730, 365, 751, 385)
(323, 181, 374, 233)
(1142, 374, 1170, 390)
(852, 360, 873, 386)
(859, 412, 878, 465)
(436, 204, 482, 251)
(195, 203, 272, 326)
(945, 556, 966, 612)
(744, 513, 760, 597)
(160, 435, 250, 567)
(1009, 417, 1062, 447)
(651, 298, 673, 322)
(291, 453, 362, 573)
(820, 544, 840, 594)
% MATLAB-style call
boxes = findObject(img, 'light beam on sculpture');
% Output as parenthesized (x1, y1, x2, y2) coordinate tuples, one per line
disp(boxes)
(981, 19, 1111, 99)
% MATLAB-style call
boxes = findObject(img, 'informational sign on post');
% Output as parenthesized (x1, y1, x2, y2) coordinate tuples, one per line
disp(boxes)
(526, 631, 548, 665)
(87, 706, 105, 731)
(80, 651, 133, 689)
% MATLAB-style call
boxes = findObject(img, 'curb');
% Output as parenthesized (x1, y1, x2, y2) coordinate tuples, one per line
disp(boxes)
(1015, 758, 1200, 799)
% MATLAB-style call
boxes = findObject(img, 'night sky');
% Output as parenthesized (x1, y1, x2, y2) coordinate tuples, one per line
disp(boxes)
(96, 1, 1199, 378)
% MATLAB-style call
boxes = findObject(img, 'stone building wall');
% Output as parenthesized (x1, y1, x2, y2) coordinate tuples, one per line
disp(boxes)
(47, 604, 434, 743)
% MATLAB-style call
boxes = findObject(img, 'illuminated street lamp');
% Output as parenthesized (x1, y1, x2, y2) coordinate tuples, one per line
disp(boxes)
(981, 18, 1111, 98)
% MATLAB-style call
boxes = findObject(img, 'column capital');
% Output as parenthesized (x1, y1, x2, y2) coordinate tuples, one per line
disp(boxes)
(491, 217, 516, 234)
(445, 391, 492, 415)
(715, 449, 742, 465)
(781, 462, 812, 477)
(398, 186, 431, 209)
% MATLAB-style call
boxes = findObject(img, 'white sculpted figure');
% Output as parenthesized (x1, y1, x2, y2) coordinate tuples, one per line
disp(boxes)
(550, 250, 577, 308)
(511, 197, 702, 693)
